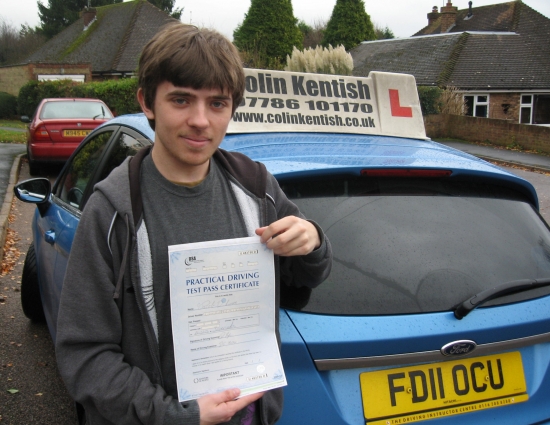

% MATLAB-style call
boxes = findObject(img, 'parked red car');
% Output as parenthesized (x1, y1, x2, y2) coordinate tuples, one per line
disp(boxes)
(21, 98, 113, 175)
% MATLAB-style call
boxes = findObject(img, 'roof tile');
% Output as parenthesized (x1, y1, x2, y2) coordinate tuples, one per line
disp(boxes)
(352, 1, 550, 90)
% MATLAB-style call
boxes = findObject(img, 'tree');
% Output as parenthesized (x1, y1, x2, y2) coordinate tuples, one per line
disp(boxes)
(374, 23, 395, 40)
(302, 19, 326, 49)
(37, 0, 123, 39)
(321, 0, 376, 51)
(0, 18, 45, 65)
(233, 0, 303, 64)
(147, 0, 183, 19)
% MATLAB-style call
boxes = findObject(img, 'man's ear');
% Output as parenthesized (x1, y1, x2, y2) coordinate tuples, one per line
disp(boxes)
(137, 88, 155, 120)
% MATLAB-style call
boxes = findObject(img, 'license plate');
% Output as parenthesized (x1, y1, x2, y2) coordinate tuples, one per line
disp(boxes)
(63, 130, 90, 137)
(360, 351, 528, 424)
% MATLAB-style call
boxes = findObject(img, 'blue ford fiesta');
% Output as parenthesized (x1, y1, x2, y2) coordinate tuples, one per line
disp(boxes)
(15, 70, 550, 425)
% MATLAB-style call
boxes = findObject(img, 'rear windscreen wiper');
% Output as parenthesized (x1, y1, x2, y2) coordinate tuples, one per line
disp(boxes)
(454, 278, 550, 319)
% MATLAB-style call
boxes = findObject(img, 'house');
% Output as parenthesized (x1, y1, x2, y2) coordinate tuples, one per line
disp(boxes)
(350, 1, 550, 126)
(0, 0, 175, 96)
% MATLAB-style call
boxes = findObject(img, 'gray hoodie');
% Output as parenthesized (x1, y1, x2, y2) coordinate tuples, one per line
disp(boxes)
(55, 147, 332, 425)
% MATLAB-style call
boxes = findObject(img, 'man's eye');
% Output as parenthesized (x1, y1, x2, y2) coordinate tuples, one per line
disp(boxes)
(174, 98, 187, 105)
(212, 101, 225, 108)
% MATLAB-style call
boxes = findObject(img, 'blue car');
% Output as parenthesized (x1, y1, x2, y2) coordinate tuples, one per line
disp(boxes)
(14, 70, 550, 425)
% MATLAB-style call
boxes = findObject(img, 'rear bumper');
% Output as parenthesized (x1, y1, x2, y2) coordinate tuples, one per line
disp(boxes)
(29, 142, 81, 163)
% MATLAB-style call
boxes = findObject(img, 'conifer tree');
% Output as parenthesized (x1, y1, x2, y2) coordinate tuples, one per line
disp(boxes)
(147, 0, 183, 19)
(37, 0, 122, 39)
(233, 0, 303, 63)
(322, 0, 376, 50)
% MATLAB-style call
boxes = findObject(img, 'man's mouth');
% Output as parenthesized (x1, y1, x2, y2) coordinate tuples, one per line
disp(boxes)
(181, 135, 211, 144)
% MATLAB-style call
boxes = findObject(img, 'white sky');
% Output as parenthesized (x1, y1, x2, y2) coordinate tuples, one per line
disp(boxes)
(1, 0, 550, 39)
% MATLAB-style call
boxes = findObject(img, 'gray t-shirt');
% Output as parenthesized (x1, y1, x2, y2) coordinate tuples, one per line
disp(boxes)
(141, 154, 259, 424)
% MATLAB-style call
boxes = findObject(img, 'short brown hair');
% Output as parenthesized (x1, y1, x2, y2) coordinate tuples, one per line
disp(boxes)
(138, 23, 245, 127)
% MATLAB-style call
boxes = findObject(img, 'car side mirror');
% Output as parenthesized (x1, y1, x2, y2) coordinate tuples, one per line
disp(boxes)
(14, 178, 51, 205)
(20, 116, 31, 123)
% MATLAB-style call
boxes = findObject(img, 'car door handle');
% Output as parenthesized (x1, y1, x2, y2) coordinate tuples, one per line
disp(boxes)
(45, 230, 56, 245)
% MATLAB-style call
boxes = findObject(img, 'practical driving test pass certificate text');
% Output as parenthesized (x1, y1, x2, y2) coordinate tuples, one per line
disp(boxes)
(168, 236, 287, 402)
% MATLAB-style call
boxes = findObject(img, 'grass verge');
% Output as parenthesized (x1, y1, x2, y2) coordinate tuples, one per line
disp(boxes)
(0, 119, 26, 129)
(0, 129, 26, 144)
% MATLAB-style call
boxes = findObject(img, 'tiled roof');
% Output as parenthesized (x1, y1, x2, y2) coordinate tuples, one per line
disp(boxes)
(351, 34, 467, 87)
(414, 1, 518, 36)
(351, 0, 550, 91)
(25, 0, 175, 74)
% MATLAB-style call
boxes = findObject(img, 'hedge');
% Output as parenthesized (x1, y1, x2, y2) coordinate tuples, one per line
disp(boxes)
(0, 91, 18, 119)
(17, 78, 141, 117)
(417, 86, 444, 116)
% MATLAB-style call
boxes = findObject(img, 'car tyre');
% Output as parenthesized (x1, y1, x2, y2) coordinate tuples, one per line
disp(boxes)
(27, 149, 40, 176)
(21, 244, 46, 322)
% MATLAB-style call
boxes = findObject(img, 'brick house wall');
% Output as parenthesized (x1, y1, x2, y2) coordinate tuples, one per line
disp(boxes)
(489, 93, 521, 121)
(0, 64, 33, 96)
(425, 114, 550, 153)
(0, 63, 92, 97)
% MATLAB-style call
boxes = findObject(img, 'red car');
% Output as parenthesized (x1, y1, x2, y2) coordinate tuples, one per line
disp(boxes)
(21, 98, 113, 175)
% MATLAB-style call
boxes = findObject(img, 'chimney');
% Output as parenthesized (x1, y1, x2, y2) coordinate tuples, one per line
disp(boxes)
(81, 8, 97, 27)
(428, 6, 440, 26)
(440, 1, 458, 32)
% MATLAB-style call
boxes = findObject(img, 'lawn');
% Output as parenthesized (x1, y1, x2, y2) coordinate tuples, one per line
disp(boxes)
(0, 119, 26, 129)
(0, 119, 27, 144)
(0, 129, 26, 144)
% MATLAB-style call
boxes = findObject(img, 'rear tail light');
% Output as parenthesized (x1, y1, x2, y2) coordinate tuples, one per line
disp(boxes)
(34, 125, 51, 142)
(361, 169, 453, 177)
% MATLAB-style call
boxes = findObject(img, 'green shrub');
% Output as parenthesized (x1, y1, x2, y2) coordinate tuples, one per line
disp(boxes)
(417, 86, 443, 116)
(73, 78, 140, 115)
(322, 0, 376, 50)
(17, 78, 140, 117)
(17, 81, 41, 117)
(0, 92, 18, 119)
(234, 0, 303, 64)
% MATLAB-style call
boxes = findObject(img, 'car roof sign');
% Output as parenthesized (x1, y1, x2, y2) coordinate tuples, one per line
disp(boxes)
(227, 69, 427, 140)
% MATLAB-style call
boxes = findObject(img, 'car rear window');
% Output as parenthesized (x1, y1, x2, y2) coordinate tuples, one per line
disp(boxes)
(279, 175, 550, 315)
(40, 101, 113, 120)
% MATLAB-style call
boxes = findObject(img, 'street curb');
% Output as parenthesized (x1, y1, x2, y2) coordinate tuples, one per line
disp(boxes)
(475, 154, 550, 174)
(0, 154, 23, 261)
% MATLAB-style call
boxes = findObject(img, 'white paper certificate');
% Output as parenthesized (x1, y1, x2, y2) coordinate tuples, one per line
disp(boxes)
(168, 236, 287, 402)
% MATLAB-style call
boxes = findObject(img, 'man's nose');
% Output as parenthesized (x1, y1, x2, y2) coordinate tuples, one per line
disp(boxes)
(188, 103, 209, 128)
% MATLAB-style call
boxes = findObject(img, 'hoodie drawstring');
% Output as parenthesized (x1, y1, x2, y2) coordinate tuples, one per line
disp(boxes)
(113, 214, 130, 300)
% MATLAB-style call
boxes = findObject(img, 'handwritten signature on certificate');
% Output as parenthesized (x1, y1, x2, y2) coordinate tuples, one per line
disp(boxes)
(168, 236, 287, 402)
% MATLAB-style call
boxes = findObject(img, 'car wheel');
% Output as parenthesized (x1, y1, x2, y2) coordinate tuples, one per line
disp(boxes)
(27, 149, 40, 176)
(21, 244, 45, 322)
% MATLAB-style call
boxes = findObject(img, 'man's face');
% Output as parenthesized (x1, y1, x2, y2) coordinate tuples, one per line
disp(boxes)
(138, 81, 233, 182)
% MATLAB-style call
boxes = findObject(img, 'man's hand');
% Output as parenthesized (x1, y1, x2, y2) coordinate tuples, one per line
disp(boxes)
(255, 216, 321, 256)
(198, 389, 264, 425)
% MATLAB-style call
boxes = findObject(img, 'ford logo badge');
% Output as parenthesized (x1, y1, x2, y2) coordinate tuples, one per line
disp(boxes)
(441, 340, 477, 357)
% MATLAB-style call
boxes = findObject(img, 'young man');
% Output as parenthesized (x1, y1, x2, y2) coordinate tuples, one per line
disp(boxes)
(56, 23, 332, 425)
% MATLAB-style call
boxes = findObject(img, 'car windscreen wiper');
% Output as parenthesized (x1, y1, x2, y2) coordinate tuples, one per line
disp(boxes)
(454, 278, 550, 319)
(93, 106, 106, 120)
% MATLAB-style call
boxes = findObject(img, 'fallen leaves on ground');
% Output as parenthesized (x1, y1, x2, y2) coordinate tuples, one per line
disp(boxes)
(487, 159, 550, 176)
(1, 202, 22, 277)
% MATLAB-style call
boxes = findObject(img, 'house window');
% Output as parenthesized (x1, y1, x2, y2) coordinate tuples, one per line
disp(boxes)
(520, 94, 550, 125)
(464, 95, 489, 117)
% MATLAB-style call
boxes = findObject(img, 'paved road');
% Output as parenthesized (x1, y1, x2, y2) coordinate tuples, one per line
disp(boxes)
(437, 139, 550, 172)
(0, 159, 77, 425)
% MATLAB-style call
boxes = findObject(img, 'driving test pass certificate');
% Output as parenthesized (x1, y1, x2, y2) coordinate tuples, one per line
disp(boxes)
(168, 236, 287, 402)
